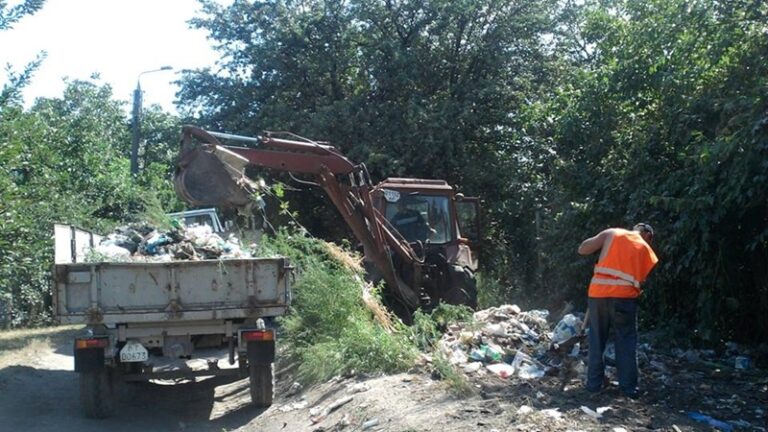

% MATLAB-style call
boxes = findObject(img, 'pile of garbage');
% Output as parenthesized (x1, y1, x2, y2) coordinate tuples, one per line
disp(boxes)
(437, 303, 764, 396)
(89, 222, 251, 262)
(437, 304, 586, 380)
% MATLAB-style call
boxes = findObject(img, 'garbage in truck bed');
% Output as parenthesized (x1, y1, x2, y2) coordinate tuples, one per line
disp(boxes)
(89, 221, 252, 262)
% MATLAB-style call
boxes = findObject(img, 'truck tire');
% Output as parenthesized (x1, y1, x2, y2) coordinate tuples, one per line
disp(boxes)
(444, 267, 478, 309)
(80, 367, 116, 419)
(248, 362, 274, 407)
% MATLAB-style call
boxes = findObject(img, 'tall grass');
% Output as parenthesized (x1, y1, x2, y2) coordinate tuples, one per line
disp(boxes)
(411, 304, 476, 395)
(257, 228, 417, 383)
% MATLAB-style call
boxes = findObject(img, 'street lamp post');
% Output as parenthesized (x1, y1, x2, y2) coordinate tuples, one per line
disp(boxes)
(131, 66, 173, 176)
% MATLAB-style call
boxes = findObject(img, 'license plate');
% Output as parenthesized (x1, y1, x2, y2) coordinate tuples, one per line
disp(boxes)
(120, 340, 148, 363)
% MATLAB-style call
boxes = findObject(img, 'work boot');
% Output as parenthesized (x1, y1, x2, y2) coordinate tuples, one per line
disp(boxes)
(620, 389, 641, 401)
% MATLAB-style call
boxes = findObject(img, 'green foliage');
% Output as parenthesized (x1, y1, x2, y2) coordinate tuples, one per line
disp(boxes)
(476, 273, 519, 311)
(174, 0, 768, 344)
(131, 105, 182, 176)
(408, 304, 477, 394)
(410, 303, 474, 351)
(136, 194, 175, 231)
(258, 229, 417, 383)
(0, 52, 45, 108)
(2, 0, 763, 348)
(0, 0, 45, 109)
(0, 76, 181, 326)
(179, 0, 558, 238)
(535, 0, 768, 342)
(177, 0, 768, 344)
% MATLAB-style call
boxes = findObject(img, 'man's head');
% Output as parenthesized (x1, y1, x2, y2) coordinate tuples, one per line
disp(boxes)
(633, 222, 655, 243)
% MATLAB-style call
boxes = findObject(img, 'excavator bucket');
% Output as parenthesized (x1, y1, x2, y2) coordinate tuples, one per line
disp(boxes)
(174, 126, 256, 208)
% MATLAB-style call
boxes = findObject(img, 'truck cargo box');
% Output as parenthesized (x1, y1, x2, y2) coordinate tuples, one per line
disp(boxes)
(52, 224, 291, 325)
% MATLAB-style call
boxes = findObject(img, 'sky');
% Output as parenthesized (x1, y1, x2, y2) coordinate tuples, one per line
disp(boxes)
(0, 0, 222, 113)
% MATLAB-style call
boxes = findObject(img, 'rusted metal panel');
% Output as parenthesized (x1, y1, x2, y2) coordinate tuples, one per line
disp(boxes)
(376, 178, 453, 192)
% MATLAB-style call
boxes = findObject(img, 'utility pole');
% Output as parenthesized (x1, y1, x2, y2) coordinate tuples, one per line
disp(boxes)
(130, 66, 173, 176)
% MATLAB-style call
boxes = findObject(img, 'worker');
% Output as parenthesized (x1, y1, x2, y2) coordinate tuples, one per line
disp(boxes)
(578, 223, 658, 399)
(391, 199, 429, 242)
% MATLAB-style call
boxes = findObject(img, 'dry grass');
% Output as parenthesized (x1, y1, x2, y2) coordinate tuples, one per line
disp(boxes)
(320, 241, 397, 332)
(0, 325, 82, 367)
(322, 241, 364, 273)
(362, 282, 398, 333)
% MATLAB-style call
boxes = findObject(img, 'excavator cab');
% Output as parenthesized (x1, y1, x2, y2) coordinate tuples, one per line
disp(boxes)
(373, 179, 479, 265)
(373, 179, 480, 309)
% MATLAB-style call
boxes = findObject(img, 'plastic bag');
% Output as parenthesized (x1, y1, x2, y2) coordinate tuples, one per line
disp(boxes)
(551, 313, 583, 345)
(94, 243, 131, 259)
(486, 363, 515, 378)
(511, 351, 546, 379)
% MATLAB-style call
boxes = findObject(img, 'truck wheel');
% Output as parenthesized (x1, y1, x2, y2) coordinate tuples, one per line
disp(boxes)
(248, 362, 274, 407)
(80, 367, 116, 419)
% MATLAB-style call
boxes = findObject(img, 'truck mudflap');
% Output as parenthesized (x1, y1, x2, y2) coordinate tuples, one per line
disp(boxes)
(246, 340, 275, 364)
(241, 328, 276, 364)
(74, 336, 109, 372)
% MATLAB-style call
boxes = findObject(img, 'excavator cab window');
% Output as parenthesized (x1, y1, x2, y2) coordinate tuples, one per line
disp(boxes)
(385, 195, 451, 244)
(455, 198, 480, 244)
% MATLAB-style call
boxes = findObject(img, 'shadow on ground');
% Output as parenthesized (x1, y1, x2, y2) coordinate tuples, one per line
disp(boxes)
(0, 359, 266, 431)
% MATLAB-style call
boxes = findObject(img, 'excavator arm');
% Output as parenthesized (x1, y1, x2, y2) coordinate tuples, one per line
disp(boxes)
(174, 126, 421, 308)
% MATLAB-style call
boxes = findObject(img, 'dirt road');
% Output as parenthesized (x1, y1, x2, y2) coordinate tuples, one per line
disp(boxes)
(0, 327, 245, 431)
(0, 326, 765, 431)
(0, 325, 456, 432)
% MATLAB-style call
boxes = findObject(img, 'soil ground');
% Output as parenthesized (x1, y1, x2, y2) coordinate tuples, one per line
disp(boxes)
(0, 325, 765, 432)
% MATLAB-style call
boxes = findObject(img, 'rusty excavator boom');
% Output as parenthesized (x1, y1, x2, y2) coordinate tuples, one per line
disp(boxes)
(174, 126, 480, 314)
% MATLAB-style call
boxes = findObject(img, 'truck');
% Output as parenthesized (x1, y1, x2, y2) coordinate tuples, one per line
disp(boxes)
(53, 223, 293, 418)
(174, 126, 481, 318)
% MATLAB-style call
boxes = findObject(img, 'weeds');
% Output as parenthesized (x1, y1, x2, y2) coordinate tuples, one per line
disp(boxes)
(410, 304, 476, 395)
(258, 228, 417, 383)
(259, 227, 480, 388)
(432, 351, 474, 396)
(136, 194, 174, 231)
(0, 325, 82, 367)
(410, 303, 474, 351)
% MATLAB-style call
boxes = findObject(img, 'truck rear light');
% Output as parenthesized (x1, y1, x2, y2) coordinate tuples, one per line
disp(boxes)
(75, 337, 109, 350)
(242, 330, 274, 342)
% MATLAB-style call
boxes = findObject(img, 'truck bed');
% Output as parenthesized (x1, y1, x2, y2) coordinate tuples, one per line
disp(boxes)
(53, 224, 291, 325)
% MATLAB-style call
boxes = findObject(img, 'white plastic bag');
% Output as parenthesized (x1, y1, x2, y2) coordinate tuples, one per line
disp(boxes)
(551, 313, 583, 345)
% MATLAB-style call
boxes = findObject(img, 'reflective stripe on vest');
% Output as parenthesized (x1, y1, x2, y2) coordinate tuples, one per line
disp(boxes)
(593, 266, 640, 288)
(590, 277, 637, 287)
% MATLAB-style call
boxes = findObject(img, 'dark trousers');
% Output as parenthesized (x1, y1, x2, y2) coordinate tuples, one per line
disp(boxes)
(586, 297, 639, 396)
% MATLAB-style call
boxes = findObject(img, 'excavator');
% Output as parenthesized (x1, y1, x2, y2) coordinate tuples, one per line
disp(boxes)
(174, 126, 480, 315)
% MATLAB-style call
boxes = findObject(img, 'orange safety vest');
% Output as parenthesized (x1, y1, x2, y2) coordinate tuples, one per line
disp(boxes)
(588, 229, 658, 298)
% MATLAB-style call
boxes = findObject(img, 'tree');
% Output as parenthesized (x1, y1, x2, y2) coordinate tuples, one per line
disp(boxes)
(539, 0, 768, 342)
(0, 79, 179, 326)
(179, 0, 559, 243)
(177, 0, 768, 342)
(0, 0, 46, 108)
